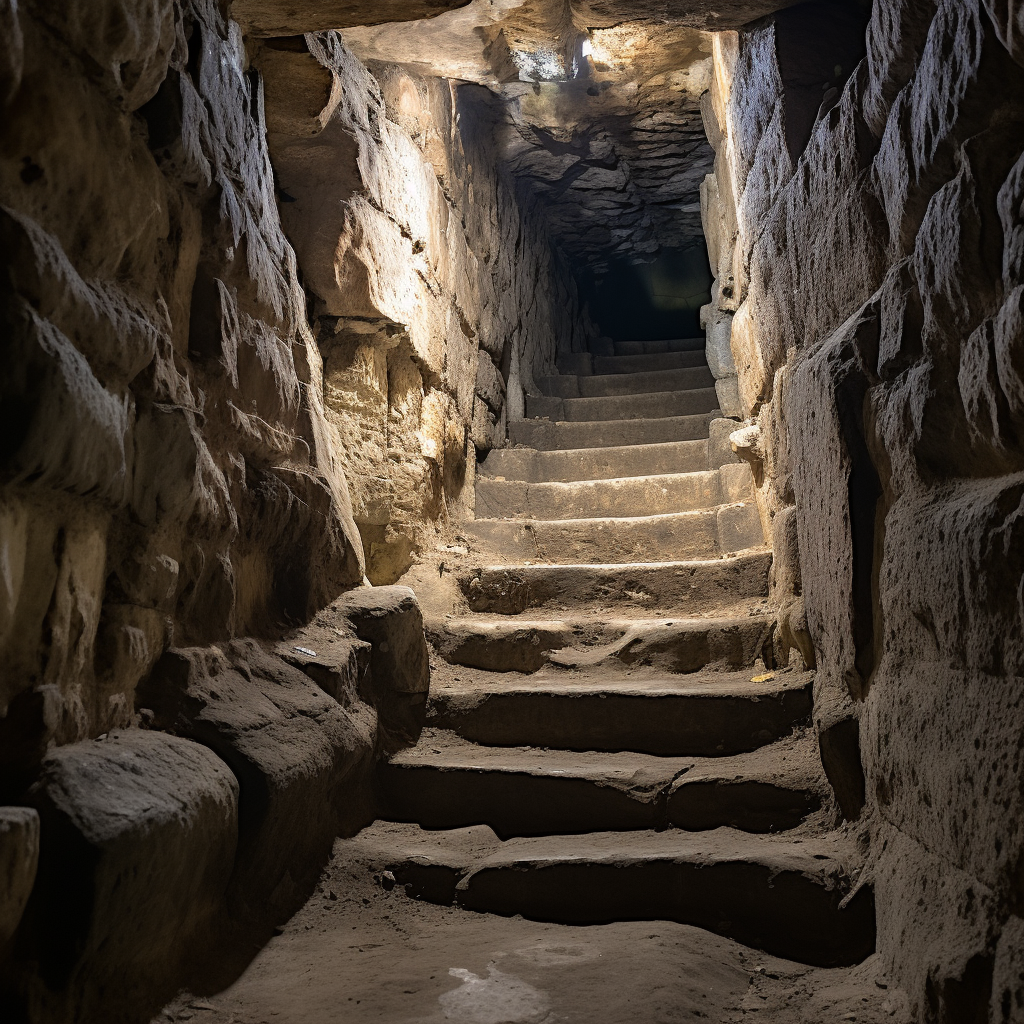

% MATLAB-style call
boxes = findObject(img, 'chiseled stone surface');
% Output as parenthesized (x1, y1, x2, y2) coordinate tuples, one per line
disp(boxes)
(257, 32, 591, 582)
(700, 1, 1024, 1018)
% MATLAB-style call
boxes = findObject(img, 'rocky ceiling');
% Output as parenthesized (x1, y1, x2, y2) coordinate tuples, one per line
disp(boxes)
(236, 0, 799, 273)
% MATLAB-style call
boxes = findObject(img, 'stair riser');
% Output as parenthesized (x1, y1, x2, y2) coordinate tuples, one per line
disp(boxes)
(591, 352, 708, 374)
(475, 471, 723, 521)
(536, 366, 714, 399)
(526, 389, 719, 423)
(456, 860, 875, 968)
(379, 768, 819, 839)
(427, 686, 813, 756)
(479, 439, 710, 483)
(464, 512, 722, 564)
(379, 767, 659, 838)
(508, 413, 716, 450)
(668, 781, 821, 834)
(460, 556, 770, 615)
(613, 338, 706, 355)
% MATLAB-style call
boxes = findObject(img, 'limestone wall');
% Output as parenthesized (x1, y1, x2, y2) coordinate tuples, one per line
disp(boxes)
(700, 1, 1024, 1018)
(258, 33, 590, 581)
(0, 0, 584, 766)
(0, 1, 584, 1018)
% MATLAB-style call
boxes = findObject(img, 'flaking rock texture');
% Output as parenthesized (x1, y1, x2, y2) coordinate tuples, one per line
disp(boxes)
(0, 0, 367, 766)
(700, 1, 1024, 1019)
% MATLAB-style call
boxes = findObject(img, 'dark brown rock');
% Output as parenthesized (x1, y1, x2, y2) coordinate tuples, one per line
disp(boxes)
(3, 731, 238, 1023)
(137, 641, 376, 925)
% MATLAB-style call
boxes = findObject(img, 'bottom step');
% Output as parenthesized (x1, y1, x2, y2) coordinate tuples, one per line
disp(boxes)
(341, 822, 875, 968)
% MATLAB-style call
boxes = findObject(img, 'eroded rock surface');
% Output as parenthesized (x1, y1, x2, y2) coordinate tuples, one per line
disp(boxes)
(700, 1, 1024, 1019)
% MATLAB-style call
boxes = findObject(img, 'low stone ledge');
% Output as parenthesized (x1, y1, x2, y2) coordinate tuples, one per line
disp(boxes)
(138, 640, 377, 927)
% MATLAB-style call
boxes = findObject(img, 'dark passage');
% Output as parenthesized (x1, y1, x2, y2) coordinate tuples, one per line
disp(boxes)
(576, 244, 713, 341)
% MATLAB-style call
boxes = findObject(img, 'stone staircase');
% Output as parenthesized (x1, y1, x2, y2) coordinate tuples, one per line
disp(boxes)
(348, 337, 875, 969)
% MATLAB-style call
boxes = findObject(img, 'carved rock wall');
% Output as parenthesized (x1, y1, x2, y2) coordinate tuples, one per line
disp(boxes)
(0, 0, 370, 772)
(701, 2, 1024, 1019)
(258, 33, 590, 581)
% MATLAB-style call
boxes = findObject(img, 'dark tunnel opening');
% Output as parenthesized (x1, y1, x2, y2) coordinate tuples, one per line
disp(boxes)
(573, 243, 713, 342)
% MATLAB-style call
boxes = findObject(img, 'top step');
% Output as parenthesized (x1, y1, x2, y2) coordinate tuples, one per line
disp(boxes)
(614, 338, 706, 356)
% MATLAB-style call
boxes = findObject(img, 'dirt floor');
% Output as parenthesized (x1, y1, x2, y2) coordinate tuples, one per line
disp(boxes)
(155, 835, 911, 1024)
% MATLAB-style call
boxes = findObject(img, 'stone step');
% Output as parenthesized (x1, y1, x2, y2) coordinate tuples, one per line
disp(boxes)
(427, 611, 773, 675)
(465, 504, 763, 564)
(459, 551, 770, 615)
(380, 730, 824, 839)
(509, 412, 717, 451)
(479, 439, 711, 483)
(426, 667, 812, 755)
(592, 351, 709, 375)
(613, 338, 706, 355)
(475, 469, 725, 521)
(526, 388, 719, 423)
(536, 365, 714, 399)
(475, 462, 755, 521)
(347, 821, 875, 967)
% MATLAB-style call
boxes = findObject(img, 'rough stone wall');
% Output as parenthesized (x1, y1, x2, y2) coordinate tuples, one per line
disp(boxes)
(0, 1, 586, 1018)
(0, 1, 586, 757)
(0, 0, 369, 781)
(258, 33, 590, 581)
(701, 1, 1024, 1019)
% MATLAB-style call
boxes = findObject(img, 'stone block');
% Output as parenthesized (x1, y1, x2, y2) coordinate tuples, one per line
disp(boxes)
(706, 315, 736, 379)
(324, 585, 429, 696)
(316, 586, 430, 753)
(138, 641, 376, 923)
(708, 417, 743, 467)
(0, 807, 38, 948)
(277, 631, 371, 709)
(716, 501, 764, 553)
(10, 731, 237, 1022)
(719, 462, 755, 503)
(715, 374, 743, 418)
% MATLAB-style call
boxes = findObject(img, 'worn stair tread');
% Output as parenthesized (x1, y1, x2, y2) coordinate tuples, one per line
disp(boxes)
(425, 666, 814, 755)
(429, 610, 774, 675)
(526, 387, 720, 423)
(478, 438, 712, 483)
(459, 551, 771, 614)
(509, 412, 717, 450)
(382, 729, 824, 838)
(430, 665, 812, 698)
(464, 504, 762, 564)
(474, 468, 726, 520)
(536, 365, 714, 399)
(338, 821, 874, 968)
(455, 827, 874, 968)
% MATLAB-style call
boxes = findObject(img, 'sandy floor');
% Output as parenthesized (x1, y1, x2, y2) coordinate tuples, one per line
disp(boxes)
(156, 836, 910, 1024)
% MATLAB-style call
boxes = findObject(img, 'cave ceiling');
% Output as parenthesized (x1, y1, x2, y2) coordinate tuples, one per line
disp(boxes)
(241, 0, 799, 273)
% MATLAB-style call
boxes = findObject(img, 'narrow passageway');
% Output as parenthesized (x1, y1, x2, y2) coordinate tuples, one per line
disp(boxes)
(3, 0, 1022, 1021)
(157, 332, 893, 1024)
